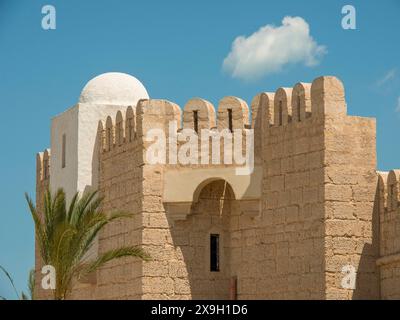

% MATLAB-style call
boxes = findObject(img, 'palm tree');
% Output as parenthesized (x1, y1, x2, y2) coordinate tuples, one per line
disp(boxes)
(25, 188, 150, 300)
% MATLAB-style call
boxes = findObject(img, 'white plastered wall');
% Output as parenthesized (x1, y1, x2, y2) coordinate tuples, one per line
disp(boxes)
(50, 105, 79, 203)
(50, 103, 127, 202)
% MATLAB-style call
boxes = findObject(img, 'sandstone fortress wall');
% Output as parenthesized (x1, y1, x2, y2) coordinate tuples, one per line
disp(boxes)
(35, 73, 400, 299)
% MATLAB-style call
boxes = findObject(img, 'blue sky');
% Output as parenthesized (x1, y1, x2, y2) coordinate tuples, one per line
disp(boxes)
(0, 0, 399, 298)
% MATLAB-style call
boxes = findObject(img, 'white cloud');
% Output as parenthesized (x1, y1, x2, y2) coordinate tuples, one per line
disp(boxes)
(377, 69, 397, 87)
(223, 16, 327, 80)
(396, 97, 400, 113)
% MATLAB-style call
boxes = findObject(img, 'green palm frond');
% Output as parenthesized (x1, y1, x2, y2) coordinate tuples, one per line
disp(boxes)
(80, 246, 151, 277)
(66, 192, 79, 224)
(27, 188, 150, 300)
(21, 292, 29, 300)
(25, 193, 48, 262)
(28, 269, 35, 300)
(0, 266, 35, 300)
(0, 265, 19, 299)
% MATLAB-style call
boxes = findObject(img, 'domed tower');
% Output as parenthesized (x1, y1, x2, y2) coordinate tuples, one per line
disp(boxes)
(49, 72, 149, 202)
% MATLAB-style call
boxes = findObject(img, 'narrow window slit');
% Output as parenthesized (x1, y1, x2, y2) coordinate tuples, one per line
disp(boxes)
(62, 134, 66, 168)
(210, 234, 220, 272)
(228, 108, 233, 132)
(193, 110, 199, 133)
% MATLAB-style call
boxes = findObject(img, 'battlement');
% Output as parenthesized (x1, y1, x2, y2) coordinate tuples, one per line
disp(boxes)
(36, 149, 51, 183)
(97, 105, 139, 152)
(378, 169, 400, 259)
(378, 170, 400, 213)
(377, 170, 400, 298)
(260, 76, 346, 131)
(97, 76, 347, 154)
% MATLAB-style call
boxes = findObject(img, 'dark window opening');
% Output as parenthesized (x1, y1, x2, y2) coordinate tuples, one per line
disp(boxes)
(279, 101, 283, 126)
(193, 110, 199, 133)
(297, 95, 301, 122)
(228, 108, 233, 132)
(210, 234, 220, 272)
(62, 134, 66, 168)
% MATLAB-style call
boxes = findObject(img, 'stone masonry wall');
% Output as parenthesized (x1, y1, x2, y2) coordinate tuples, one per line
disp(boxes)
(259, 76, 379, 299)
(261, 85, 327, 299)
(323, 114, 379, 299)
(139, 99, 188, 299)
(93, 108, 145, 299)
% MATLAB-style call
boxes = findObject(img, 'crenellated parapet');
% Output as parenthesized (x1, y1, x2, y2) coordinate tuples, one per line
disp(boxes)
(97, 100, 148, 153)
(377, 170, 400, 300)
(378, 170, 400, 218)
(378, 170, 400, 258)
(387, 170, 400, 212)
(36, 149, 51, 183)
(183, 98, 215, 131)
(262, 76, 346, 130)
(97, 75, 348, 165)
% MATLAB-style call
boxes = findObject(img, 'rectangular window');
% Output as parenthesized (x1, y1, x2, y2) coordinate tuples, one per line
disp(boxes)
(279, 101, 283, 126)
(62, 134, 66, 168)
(228, 109, 233, 132)
(210, 234, 220, 272)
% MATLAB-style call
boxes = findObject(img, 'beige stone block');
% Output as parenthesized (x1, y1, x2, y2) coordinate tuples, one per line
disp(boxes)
(303, 186, 319, 204)
(174, 278, 191, 295)
(325, 184, 353, 202)
(143, 261, 169, 277)
(142, 277, 174, 295)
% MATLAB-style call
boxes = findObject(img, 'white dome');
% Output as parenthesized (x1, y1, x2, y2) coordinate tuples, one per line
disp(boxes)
(79, 72, 149, 106)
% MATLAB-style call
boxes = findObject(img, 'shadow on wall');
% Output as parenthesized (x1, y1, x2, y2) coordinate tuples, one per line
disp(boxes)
(171, 179, 237, 299)
(353, 182, 380, 299)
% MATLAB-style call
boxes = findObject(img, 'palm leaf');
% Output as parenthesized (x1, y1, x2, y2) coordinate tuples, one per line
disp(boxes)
(0, 265, 19, 299)
(66, 192, 79, 224)
(27, 188, 150, 299)
(28, 269, 35, 300)
(81, 246, 150, 277)
(25, 193, 48, 261)
(72, 191, 99, 226)
(21, 292, 29, 300)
